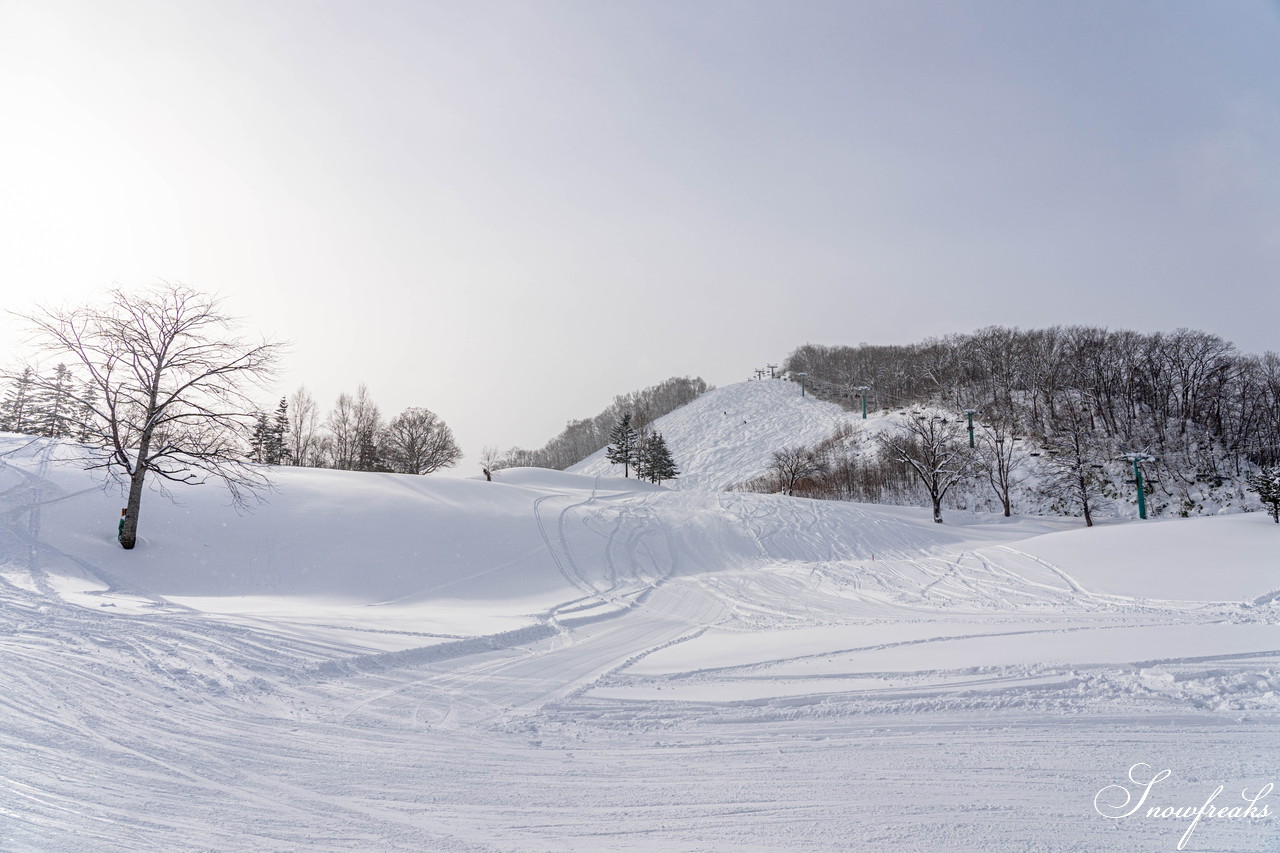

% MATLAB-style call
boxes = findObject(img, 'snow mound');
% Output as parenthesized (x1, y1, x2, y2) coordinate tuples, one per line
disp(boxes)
(0, 436, 963, 611)
(568, 379, 855, 490)
(1009, 512, 1280, 602)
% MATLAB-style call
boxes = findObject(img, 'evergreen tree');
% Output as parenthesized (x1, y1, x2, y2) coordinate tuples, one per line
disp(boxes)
(269, 397, 290, 465)
(0, 366, 35, 434)
(638, 431, 679, 484)
(248, 411, 271, 463)
(33, 363, 76, 438)
(605, 412, 640, 477)
(1247, 467, 1280, 523)
(74, 380, 96, 443)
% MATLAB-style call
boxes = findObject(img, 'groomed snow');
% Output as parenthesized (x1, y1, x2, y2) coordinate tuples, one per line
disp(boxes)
(3, 416, 1280, 851)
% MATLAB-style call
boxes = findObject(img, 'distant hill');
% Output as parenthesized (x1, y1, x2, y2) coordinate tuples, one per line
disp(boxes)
(498, 375, 709, 471)
(568, 378, 854, 490)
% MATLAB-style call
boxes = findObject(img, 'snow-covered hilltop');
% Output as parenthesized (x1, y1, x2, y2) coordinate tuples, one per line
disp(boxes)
(569, 378, 855, 490)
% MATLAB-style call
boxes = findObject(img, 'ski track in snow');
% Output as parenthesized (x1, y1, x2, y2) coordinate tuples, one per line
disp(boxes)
(3, 392, 1280, 852)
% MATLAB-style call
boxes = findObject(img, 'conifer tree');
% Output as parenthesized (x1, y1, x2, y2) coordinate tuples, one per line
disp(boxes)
(74, 380, 96, 443)
(1247, 467, 1280, 523)
(248, 411, 271, 463)
(0, 366, 35, 434)
(270, 397, 290, 465)
(605, 412, 640, 477)
(33, 363, 75, 438)
(638, 431, 679, 484)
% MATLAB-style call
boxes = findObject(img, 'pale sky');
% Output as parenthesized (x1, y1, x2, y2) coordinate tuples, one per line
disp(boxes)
(2, 1, 1279, 463)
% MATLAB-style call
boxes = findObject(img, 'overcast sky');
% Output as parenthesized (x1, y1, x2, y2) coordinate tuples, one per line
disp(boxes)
(2, 1, 1279, 462)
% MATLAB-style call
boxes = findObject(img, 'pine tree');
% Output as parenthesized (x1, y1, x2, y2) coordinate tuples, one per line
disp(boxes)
(0, 367, 35, 434)
(605, 412, 640, 477)
(33, 363, 75, 438)
(634, 429, 652, 482)
(1247, 467, 1280, 523)
(638, 431, 679, 484)
(269, 397, 290, 465)
(74, 380, 96, 443)
(248, 411, 271, 463)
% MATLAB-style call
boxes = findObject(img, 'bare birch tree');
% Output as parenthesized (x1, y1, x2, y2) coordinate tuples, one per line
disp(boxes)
(12, 284, 282, 549)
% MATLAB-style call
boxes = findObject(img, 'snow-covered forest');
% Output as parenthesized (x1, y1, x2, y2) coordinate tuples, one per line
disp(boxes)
(785, 326, 1280, 470)
(750, 327, 1280, 521)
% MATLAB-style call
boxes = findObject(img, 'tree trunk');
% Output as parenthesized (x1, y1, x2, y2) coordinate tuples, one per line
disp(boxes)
(1080, 474, 1094, 528)
(931, 495, 943, 523)
(120, 468, 146, 549)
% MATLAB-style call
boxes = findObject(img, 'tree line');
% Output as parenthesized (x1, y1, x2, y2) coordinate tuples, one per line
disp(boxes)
(766, 326, 1280, 523)
(785, 326, 1280, 469)
(3, 368, 461, 477)
(495, 376, 709, 471)
(264, 384, 461, 475)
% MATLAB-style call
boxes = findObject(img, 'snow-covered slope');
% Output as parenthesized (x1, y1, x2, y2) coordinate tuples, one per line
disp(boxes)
(568, 378, 855, 489)
(4, 433, 1280, 853)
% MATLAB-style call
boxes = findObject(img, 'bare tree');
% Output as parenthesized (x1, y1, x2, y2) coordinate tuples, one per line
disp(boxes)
(479, 445, 501, 480)
(769, 445, 828, 496)
(288, 385, 320, 467)
(12, 284, 282, 549)
(975, 420, 1031, 517)
(1039, 401, 1112, 527)
(879, 412, 972, 523)
(383, 407, 462, 475)
(325, 391, 358, 470)
(351, 383, 385, 471)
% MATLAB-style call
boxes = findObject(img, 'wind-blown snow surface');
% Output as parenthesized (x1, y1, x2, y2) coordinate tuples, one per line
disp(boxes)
(3, 433, 1280, 852)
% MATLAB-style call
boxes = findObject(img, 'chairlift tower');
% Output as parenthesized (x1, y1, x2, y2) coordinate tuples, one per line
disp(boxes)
(1121, 452, 1158, 519)
(962, 409, 981, 448)
(794, 372, 809, 397)
(852, 385, 870, 418)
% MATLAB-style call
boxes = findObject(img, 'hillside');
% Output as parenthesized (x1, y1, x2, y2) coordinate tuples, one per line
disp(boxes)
(568, 377, 1266, 522)
(568, 378, 858, 489)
